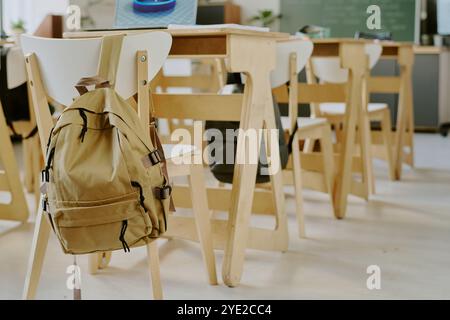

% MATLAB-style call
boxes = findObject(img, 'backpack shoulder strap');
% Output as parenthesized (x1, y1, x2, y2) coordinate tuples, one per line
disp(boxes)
(97, 34, 125, 89)
(75, 35, 125, 95)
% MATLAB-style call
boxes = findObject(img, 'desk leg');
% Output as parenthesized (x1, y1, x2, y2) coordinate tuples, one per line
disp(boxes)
(394, 47, 415, 180)
(333, 44, 367, 219)
(222, 35, 280, 287)
(222, 80, 262, 287)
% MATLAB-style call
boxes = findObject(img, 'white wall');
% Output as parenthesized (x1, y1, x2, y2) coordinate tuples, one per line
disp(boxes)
(3, 0, 69, 33)
(233, 0, 280, 30)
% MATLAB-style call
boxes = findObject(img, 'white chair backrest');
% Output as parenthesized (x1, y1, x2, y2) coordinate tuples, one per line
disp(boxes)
(6, 46, 27, 90)
(271, 39, 313, 88)
(311, 43, 382, 84)
(365, 43, 383, 68)
(21, 33, 172, 106)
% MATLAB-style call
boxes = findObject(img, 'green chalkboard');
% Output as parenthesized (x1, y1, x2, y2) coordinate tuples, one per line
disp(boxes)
(280, 0, 419, 42)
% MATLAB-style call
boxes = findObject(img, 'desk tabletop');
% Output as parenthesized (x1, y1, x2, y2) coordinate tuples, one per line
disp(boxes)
(312, 38, 414, 47)
(414, 46, 448, 54)
(64, 27, 290, 39)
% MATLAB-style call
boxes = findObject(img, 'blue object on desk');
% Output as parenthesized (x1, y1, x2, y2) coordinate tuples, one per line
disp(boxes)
(115, 0, 196, 29)
(133, 0, 177, 13)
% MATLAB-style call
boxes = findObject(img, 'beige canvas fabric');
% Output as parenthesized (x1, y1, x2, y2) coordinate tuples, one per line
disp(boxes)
(41, 35, 171, 255)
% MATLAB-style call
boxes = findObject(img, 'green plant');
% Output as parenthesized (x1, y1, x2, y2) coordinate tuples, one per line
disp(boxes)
(248, 10, 282, 28)
(11, 19, 26, 32)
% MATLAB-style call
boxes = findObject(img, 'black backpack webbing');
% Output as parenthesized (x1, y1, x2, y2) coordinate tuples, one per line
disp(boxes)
(0, 46, 37, 140)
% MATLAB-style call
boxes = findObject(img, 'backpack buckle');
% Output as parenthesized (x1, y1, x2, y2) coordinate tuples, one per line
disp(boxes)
(41, 169, 49, 183)
(150, 118, 158, 129)
(155, 185, 172, 200)
(142, 150, 163, 168)
(148, 150, 162, 166)
(42, 197, 48, 212)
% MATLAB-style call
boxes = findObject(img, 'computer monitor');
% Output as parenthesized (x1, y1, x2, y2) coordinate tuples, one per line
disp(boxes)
(437, 0, 450, 35)
(115, 0, 198, 29)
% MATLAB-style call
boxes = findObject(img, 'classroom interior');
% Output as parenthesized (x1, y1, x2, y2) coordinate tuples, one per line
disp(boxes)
(0, 0, 449, 300)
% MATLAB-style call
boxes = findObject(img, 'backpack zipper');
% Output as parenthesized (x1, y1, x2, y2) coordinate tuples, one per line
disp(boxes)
(131, 181, 148, 212)
(78, 109, 88, 142)
(119, 220, 130, 253)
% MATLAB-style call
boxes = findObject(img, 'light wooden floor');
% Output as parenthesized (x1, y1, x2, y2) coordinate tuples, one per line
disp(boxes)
(1, 133, 450, 300)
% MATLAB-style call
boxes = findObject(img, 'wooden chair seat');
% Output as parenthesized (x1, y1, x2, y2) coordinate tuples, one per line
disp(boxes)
(163, 144, 196, 160)
(281, 116, 327, 132)
(319, 102, 388, 115)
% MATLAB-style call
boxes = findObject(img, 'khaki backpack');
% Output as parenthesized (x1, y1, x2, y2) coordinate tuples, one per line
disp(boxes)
(40, 35, 172, 255)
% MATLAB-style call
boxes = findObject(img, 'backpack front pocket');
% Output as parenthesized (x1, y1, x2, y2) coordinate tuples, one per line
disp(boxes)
(52, 195, 153, 255)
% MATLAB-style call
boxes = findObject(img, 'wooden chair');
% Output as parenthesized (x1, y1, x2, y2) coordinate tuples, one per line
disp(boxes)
(151, 56, 290, 261)
(309, 43, 395, 189)
(271, 39, 336, 234)
(21, 32, 217, 300)
(10, 14, 64, 210)
(153, 58, 226, 146)
(2, 45, 41, 206)
(0, 101, 29, 223)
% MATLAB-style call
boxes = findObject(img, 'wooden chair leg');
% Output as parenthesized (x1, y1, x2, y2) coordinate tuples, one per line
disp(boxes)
(32, 137, 43, 215)
(88, 251, 112, 273)
(358, 111, 375, 197)
(88, 254, 99, 274)
(23, 198, 51, 300)
(303, 138, 315, 153)
(23, 139, 34, 193)
(146, 241, 163, 300)
(320, 125, 337, 218)
(291, 132, 306, 238)
(98, 252, 112, 269)
(381, 109, 395, 181)
(188, 164, 218, 285)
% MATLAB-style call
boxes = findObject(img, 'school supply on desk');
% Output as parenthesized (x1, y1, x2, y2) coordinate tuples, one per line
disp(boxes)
(298, 25, 330, 39)
(115, 0, 197, 29)
(168, 23, 269, 32)
(437, 0, 450, 35)
(355, 31, 392, 40)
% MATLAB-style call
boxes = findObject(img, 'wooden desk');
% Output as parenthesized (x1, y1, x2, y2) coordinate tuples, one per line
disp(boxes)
(66, 28, 290, 287)
(305, 39, 371, 218)
(310, 39, 415, 181)
(66, 28, 286, 57)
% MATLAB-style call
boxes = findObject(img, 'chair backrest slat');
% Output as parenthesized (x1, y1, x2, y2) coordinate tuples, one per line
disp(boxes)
(271, 39, 314, 89)
(6, 47, 28, 90)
